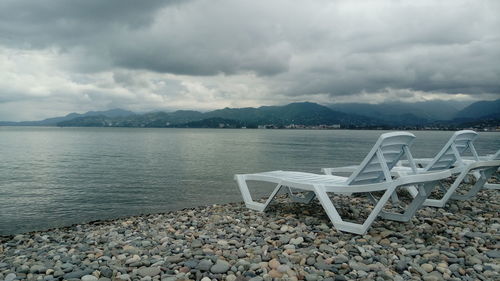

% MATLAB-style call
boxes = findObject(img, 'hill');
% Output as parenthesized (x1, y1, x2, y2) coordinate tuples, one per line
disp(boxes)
(454, 99, 500, 120)
(329, 100, 471, 123)
(0, 109, 135, 126)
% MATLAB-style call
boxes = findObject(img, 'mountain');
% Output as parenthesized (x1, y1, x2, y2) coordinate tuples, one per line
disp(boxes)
(454, 99, 500, 120)
(57, 102, 379, 128)
(0, 109, 135, 126)
(204, 102, 373, 126)
(329, 100, 470, 123)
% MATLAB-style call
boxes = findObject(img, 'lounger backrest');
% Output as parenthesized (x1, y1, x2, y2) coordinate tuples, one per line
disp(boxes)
(347, 132, 416, 185)
(424, 130, 478, 171)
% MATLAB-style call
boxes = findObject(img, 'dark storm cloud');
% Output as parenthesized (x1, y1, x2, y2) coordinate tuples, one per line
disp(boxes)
(0, 0, 499, 121)
(0, 0, 168, 47)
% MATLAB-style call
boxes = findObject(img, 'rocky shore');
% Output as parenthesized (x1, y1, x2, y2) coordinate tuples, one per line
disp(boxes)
(1, 185, 499, 281)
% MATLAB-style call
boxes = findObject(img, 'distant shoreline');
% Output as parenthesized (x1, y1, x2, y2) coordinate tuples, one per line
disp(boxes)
(1, 125, 499, 132)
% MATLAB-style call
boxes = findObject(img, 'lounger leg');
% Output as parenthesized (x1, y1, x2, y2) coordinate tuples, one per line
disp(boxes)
(390, 192, 400, 204)
(451, 167, 495, 200)
(379, 182, 435, 222)
(235, 175, 284, 212)
(423, 169, 469, 207)
(483, 168, 499, 190)
(395, 171, 419, 198)
(313, 184, 396, 235)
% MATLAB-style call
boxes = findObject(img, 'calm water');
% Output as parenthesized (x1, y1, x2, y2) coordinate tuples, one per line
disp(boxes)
(1, 127, 499, 235)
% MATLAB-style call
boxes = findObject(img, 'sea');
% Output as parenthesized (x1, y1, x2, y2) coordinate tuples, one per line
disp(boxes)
(1, 127, 498, 235)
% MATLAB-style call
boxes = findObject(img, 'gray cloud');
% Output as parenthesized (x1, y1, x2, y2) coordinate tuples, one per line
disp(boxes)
(0, 0, 499, 120)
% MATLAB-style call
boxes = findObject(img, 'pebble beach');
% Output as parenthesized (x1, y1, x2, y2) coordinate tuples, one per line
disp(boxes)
(1, 181, 499, 281)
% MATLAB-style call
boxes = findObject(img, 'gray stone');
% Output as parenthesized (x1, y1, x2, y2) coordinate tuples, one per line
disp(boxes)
(114, 274, 131, 281)
(334, 254, 349, 264)
(184, 259, 199, 268)
(464, 232, 488, 239)
(137, 267, 161, 277)
(63, 269, 94, 280)
(197, 259, 213, 271)
(306, 257, 316, 266)
(466, 256, 482, 265)
(54, 270, 65, 277)
(277, 264, 290, 272)
(406, 250, 420, 256)
(166, 255, 183, 263)
(305, 274, 319, 281)
(319, 244, 335, 254)
(464, 247, 479, 256)
(99, 267, 113, 278)
(191, 239, 203, 248)
(485, 250, 500, 258)
(237, 248, 247, 258)
(30, 264, 47, 273)
(5, 273, 17, 281)
(314, 262, 334, 271)
(351, 262, 370, 272)
(290, 237, 304, 245)
(18, 264, 30, 274)
(421, 263, 433, 273)
(396, 260, 407, 273)
(81, 275, 98, 281)
(210, 260, 230, 273)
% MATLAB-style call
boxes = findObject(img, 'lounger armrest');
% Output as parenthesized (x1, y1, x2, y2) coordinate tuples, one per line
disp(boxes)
(395, 169, 452, 186)
(467, 160, 500, 170)
(397, 158, 433, 168)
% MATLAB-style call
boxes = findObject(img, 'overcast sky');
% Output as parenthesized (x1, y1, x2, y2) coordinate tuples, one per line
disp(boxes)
(1, 0, 499, 121)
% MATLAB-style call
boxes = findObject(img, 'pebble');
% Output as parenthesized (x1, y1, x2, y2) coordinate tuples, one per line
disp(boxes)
(210, 260, 230, 273)
(137, 267, 161, 277)
(4, 273, 16, 281)
(0, 186, 498, 281)
(290, 237, 304, 245)
(421, 263, 434, 273)
(197, 259, 213, 271)
(268, 259, 280, 269)
(81, 275, 98, 281)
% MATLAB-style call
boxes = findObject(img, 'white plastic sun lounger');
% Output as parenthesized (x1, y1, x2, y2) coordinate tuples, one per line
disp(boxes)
(235, 132, 451, 234)
(323, 130, 500, 208)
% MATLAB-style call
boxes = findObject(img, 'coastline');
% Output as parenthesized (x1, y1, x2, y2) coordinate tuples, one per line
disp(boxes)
(1, 188, 499, 281)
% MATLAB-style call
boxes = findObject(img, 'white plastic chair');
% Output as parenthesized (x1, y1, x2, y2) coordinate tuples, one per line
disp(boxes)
(235, 132, 451, 235)
(323, 130, 500, 208)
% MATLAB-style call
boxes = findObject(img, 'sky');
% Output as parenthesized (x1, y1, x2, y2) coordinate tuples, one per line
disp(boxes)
(0, 0, 499, 121)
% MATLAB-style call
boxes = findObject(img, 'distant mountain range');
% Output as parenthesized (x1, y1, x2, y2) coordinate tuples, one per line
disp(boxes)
(1, 99, 499, 129)
(55, 102, 377, 128)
